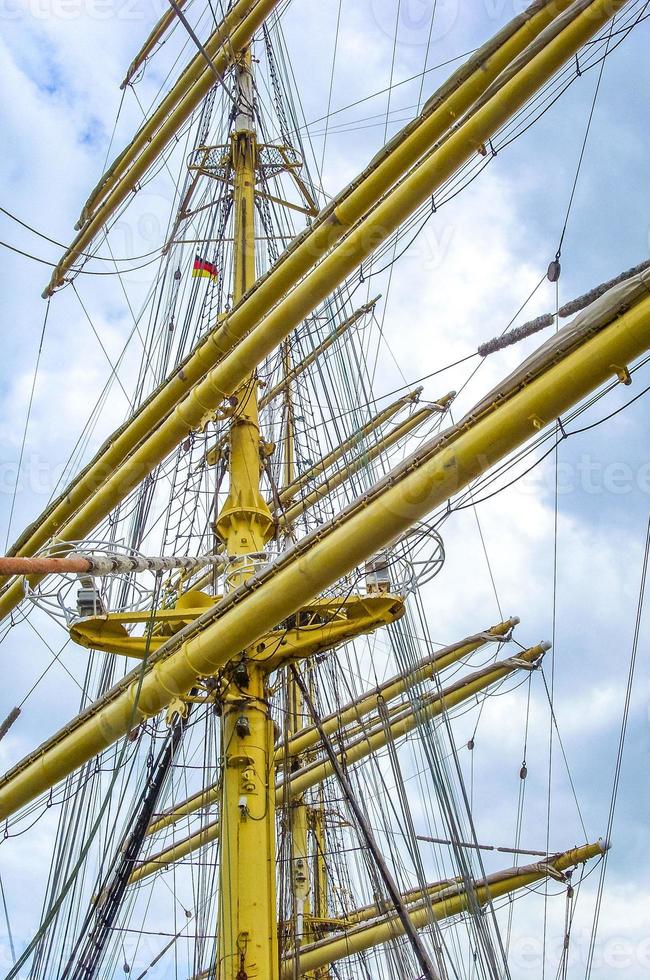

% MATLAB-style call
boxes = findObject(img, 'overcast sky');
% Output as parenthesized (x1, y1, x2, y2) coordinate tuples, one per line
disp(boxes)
(1, 0, 650, 975)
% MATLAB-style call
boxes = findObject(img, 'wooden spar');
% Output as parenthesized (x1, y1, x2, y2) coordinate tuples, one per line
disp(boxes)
(0, 554, 224, 578)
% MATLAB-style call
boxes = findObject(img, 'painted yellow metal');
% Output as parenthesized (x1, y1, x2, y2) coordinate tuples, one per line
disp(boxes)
(278, 617, 518, 762)
(43, 0, 281, 296)
(213, 64, 274, 560)
(190, 840, 605, 979)
(0, 0, 584, 615)
(277, 402, 445, 527)
(282, 842, 607, 977)
(70, 591, 216, 658)
(259, 298, 380, 411)
(145, 617, 515, 836)
(280, 337, 297, 495)
(1, 287, 649, 821)
(100, 0, 264, 212)
(309, 789, 330, 980)
(18, 0, 623, 584)
(213, 48, 278, 980)
(189, 0, 627, 412)
(280, 342, 318, 969)
(286, 645, 546, 800)
(203, 299, 383, 469)
(71, 593, 404, 665)
(129, 646, 542, 881)
(342, 877, 453, 927)
(120, 0, 188, 89)
(285, 676, 314, 962)
(250, 595, 406, 670)
(147, 788, 221, 842)
(129, 819, 221, 884)
(200, 0, 582, 372)
(217, 664, 279, 980)
(142, 594, 406, 836)
(276, 388, 425, 506)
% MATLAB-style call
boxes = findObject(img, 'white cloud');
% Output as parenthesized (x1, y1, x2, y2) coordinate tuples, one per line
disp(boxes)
(1, 0, 650, 975)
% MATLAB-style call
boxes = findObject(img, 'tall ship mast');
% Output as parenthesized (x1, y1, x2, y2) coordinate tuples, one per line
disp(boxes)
(0, 1, 649, 977)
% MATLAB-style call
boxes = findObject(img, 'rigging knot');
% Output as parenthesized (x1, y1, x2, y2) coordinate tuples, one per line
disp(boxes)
(536, 861, 568, 884)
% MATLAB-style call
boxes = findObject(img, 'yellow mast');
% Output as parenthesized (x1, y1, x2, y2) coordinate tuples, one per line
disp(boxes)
(0, 0, 616, 624)
(213, 46, 278, 980)
(2, 282, 650, 819)
(279, 333, 321, 971)
(0, 4, 642, 973)
(282, 841, 608, 978)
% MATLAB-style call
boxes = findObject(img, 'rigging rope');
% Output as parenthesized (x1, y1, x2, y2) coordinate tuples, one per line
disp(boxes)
(584, 515, 650, 977)
(291, 665, 441, 980)
(4, 299, 50, 551)
(5, 575, 165, 980)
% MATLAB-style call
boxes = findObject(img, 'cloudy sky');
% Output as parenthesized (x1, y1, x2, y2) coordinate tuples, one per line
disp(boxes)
(1, 0, 650, 975)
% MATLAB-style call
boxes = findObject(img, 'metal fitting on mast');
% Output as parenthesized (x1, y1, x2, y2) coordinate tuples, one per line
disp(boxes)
(214, 45, 275, 572)
(214, 44, 279, 980)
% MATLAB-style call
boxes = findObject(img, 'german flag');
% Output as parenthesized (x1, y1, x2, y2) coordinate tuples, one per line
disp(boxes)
(192, 254, 218, 280)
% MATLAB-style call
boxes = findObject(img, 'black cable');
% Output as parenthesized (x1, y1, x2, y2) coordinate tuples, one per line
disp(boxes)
(0, 206, 162, 263)
(0, 238, 163, 276)
(62, 710, 191, 979)
(555, 15, 615, 262)
(291, 666, 440, 980)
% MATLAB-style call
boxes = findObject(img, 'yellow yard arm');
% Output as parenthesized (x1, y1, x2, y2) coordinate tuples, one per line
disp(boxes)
(282, 841, 607, 978)
(259, 298, 381, 411)
(285, 644, 546, 800)
(277, 401, 447, 527)
(129, 644, 542, 882)
(187, 837, 603, 979)
(0, 275, 649, 821)
(145, 617, 518, 836)
(202, 0, 584, 371)
(43, 0, 281, 296)
(206, 306, 394, 470)
(7, 0, 625, 613)
(48, 0, 576, 295)
(130, 818, 221, 884)
(120, 0, 188, 89)
(275, 388, 428, 506)
(190, 0, 628, 415)
(1, 0, 592, 615)
(278, 617, 519, 762)
(129, 819, 222, 885)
